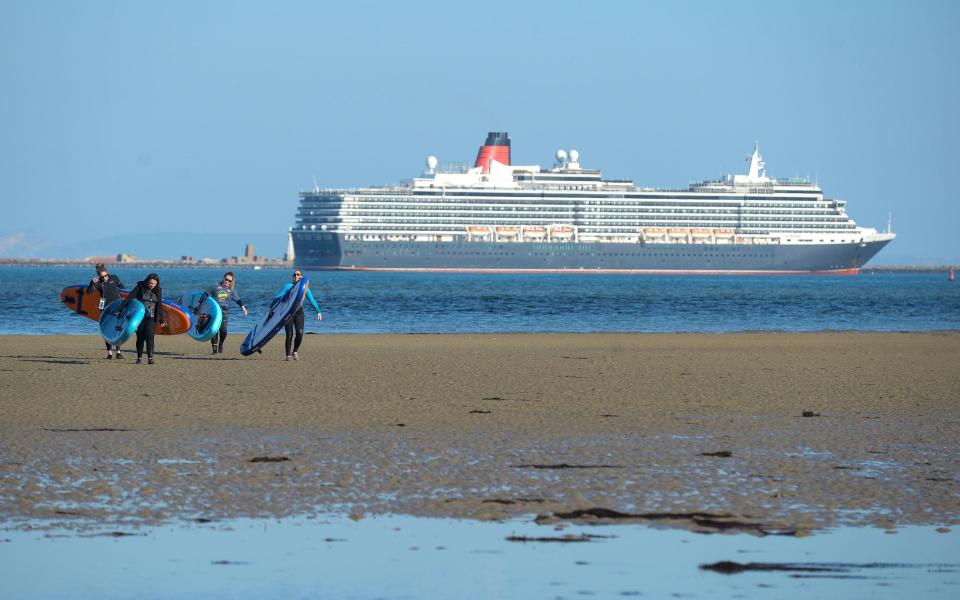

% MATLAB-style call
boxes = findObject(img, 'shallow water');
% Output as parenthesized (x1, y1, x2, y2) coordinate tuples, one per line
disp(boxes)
(2, 517, 957, 599)
(4, 267, 959, 334)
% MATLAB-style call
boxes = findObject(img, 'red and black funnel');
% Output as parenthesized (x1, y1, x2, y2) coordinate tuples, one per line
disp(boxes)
(474, 131, 511, 173)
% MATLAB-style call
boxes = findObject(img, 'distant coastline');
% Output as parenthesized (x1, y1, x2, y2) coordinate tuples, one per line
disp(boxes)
(0, 258, 292, 269)
(0, 258, 953, 273)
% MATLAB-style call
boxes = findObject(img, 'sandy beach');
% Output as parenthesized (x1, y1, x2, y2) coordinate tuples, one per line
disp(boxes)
(1, 332, 958, 533)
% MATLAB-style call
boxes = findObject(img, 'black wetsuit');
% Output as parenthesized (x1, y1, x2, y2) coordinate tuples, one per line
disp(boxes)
(284, 307, 305, 355)
(201, 282, 245, 352)
(279, 284, 320, 356)
(87, 274, 125, 351)
(127, 281, 166, 360)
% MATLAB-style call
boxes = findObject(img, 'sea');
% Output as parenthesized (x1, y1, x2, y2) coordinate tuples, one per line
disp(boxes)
(2, 266, 958, 335)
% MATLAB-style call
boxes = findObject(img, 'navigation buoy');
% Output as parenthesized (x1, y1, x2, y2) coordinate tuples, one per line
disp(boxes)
(950, 268, 956, 282)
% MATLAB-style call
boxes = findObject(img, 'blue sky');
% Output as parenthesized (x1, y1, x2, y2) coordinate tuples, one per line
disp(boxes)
(1, 0, 958, 263)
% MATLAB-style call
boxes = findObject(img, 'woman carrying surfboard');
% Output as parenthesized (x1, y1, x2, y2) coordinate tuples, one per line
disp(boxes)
(279, 270, 322, 361)
(87, 263, 126, 359)
(124, 273, 167, 364)
(200, 272, 248, 355)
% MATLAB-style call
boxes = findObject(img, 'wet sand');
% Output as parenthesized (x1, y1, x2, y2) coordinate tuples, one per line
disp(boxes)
(1, 333, 958, 532)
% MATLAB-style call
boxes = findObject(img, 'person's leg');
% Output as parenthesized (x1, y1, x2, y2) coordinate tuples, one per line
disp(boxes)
(104, 339, 113, 359)
(135, 321, 146, 362)
(115, 343, 123, 359)
(217, 315, 228, 352)
(145, 318, 156, 362)
(284, 320, 294, 357)
(292, 309, 305, 354)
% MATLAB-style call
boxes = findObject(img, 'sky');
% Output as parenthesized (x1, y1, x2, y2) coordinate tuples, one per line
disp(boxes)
(1, 0, 958, 264)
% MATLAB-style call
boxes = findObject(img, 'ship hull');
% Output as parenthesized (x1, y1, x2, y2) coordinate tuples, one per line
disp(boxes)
(293, 233, 891, 274)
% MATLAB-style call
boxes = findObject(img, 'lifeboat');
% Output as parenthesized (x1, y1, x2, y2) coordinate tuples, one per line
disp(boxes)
(495, 226, 519, 238)
(667, 228, 689, 238)
(642, 227, 667, 238)
(550, 225, 576, 239)
(690, 228, 712, 238)
(523, 226, 546, 239)
(713, 228, 735, 238)
(467, 226, 492, 235)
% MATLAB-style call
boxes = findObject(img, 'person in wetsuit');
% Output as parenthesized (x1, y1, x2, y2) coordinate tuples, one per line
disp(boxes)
(124, 273, 167, 364)
(201, 271, 247, 354)
(87, 263, 126, 359)
(278, 270, 322, 361)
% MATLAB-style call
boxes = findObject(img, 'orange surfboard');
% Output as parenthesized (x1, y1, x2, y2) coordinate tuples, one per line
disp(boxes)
(60, 285, 191, 335)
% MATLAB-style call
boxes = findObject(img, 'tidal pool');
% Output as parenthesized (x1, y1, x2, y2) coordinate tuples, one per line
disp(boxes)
(2, 517, 957, 598)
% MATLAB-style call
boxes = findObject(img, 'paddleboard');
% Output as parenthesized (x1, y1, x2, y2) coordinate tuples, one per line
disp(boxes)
(175, 291, 223, 342)
(240, 278, 308, 356)
(99, 299, 145, 346)
(60, 285, 193, 336)
(60, 284, 106, 320)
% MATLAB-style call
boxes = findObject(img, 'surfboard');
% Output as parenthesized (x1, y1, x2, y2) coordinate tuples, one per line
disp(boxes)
(60, 284, 105, 320)
(60, 285, 193, 336)
(240, 278, 308, 356)
(99, 299, 145, 346)
(175, 291, 223, 342)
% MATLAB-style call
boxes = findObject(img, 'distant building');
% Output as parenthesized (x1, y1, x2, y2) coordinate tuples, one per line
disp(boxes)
(84, 253, 137, 264)
(84, 255, 117, 265)
(285, 230, 295, 261)
(245, 244, 254, 261)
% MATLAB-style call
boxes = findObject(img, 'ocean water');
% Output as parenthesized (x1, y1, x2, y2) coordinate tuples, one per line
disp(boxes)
(1, 266, 958, 335)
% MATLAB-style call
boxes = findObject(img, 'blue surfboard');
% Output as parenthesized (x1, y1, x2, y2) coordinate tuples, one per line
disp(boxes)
(176, 291, 223, 342)
(99, 299, 145, 346)
(240, 278, 308, 356)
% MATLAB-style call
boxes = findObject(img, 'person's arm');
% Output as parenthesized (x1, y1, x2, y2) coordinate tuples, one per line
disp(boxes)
(231, 288, 248, 316)
(194, 285, 218, 312)
(112, 274, 125, 290)
(305, 288, 322, 319)
(273, 283, 293, 301)
(193, 287, 209, 312)
(119, 285, 137, 310)
(86, 277, 99, 293)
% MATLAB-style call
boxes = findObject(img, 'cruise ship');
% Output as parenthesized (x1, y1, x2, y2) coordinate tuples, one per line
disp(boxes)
(291, 133, 894, 274)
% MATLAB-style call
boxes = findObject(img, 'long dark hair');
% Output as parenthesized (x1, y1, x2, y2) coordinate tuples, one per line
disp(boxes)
(144, 273, 160, 285)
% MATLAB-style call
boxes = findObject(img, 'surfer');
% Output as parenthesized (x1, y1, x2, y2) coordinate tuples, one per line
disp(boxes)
(200, 272, 248, 354)
(124, 273, 167, 364)
(88, 263, 126, 359)
(278, 270, 322, 361)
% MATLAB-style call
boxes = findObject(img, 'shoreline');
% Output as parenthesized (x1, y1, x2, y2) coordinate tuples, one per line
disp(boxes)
(2, 332, 958, 532)
(1, 328, 959, 336)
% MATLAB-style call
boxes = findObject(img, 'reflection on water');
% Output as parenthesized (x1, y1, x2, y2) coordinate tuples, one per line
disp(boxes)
(1, 517, 956, 599)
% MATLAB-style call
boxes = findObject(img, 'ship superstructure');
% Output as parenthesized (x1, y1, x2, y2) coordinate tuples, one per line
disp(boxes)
(291, 133, 893, 273)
